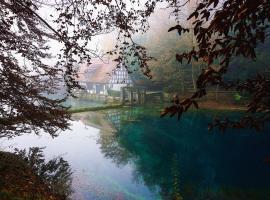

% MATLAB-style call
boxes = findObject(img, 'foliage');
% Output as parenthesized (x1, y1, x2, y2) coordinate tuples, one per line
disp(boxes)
(15, 147, 73, 198)
(0, 147, 72, 200)
(0, 0, 72, 137)
(0, 0, 154, 137)
(160, 0, 270, 131)
(1, 0, 270, 136)
(131, 9, 270, 93)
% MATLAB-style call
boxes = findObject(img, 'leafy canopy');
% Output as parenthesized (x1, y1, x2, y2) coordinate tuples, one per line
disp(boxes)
(1, 0, 270, 136)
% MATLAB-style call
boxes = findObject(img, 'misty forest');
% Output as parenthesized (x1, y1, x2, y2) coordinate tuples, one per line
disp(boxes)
(0, 0, 270, 199)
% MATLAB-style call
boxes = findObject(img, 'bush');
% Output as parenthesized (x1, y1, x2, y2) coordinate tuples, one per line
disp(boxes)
(0, 147, 73, 200)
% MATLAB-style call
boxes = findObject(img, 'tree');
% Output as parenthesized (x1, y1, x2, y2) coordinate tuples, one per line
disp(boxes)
(0, 0, 81, 137)
(0, 147, 72, 199)
(1, 0, 270, 137)
(0, 0, 154, 138)
(160, 0, 270, 131)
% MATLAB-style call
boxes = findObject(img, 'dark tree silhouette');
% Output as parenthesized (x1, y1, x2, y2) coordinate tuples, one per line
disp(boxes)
(0, 147, 72, 199)
(0, 0, 83, 137)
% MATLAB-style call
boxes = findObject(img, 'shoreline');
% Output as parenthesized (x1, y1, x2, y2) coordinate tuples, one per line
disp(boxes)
(69, 101, 246, 114)
(68, 104, 123, 113)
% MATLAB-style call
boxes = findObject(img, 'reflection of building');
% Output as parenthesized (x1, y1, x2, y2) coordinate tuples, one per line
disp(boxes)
(77, 60, 133, 94)
(106, 108, 142, 131)
(107, 110, 121, 130)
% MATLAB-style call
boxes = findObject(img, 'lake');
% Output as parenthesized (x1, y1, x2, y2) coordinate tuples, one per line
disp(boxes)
(1, 106, 270, 200)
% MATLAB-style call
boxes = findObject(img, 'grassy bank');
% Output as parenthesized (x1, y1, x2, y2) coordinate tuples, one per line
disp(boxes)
(69, 101, 245, 115)
(68, 104, 123, 113)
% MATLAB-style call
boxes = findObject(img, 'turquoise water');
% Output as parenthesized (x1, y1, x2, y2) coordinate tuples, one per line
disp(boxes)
(106, 107, 270, 199)
(1, 107, 270, 199)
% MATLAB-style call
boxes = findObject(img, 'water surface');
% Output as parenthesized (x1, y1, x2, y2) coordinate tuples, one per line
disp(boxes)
(1, 107, 270, 200)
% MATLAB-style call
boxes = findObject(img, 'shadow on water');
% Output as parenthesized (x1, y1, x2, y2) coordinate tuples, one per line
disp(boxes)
(100, 106, 270, 200)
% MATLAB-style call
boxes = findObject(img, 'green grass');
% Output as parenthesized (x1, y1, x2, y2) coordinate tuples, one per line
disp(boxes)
(68, 104, 123, 113)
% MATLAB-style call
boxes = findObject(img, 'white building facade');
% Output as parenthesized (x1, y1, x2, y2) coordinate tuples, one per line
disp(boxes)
(108, 63, 133, 91)
(77, 61, 133, 94)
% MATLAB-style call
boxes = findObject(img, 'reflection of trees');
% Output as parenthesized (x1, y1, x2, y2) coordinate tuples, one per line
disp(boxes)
(100, 109, 203, 199)
(99, 131, 131, 166)
(99, 109, 270, 200)
(99, 108, 145, 166)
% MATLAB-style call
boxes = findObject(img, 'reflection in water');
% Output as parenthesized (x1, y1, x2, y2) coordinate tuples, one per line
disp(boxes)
(1, 107, 270, 200)
(101, 107, 270, 200)
(107, 108, 143, 131)
(1, 118, 159, 200)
